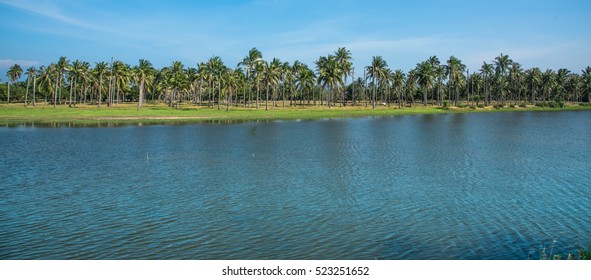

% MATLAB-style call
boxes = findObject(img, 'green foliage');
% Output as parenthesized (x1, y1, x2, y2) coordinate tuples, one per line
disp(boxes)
(510, 104, 516, 108)
(536, 102, 548, 107)
(457, 103, 467, 108)
(469, 105, 477, 110)
(579, 102, 591, 106)
(442, 100, 449, 108)
(477, 104, 485, 108)
(533, 239, 591, 260)
(493, 104, 501, 109)
(519, 103, 527, 108)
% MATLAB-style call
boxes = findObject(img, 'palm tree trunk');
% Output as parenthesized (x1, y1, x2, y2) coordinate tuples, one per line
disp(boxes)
(25, 78, 30, 107)
(6, 82, 9, 103)
(33, 75, 37, 106)
(217, 80, 221, 110)
(265, 83, 269, 111)
(137, 79, 145, 109)
(372, 77, 376, 109)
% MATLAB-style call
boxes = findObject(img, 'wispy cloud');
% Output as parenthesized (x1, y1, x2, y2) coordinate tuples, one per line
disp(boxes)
(0, 0, 104, 31)
(0, 59, 41, 69)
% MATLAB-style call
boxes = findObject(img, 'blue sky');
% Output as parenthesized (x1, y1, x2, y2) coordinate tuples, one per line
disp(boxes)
(1, 0, 590, 80)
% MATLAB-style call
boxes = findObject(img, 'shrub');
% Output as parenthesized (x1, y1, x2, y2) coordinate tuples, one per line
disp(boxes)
(477, 104, 485, 108)
(510, 104, 516, 108)
(519, 103, 527, 108)
(579, 102, 591, 106)
(493, 104, 500, 109)
(548, 101, 559, 108)
(458, 103, 467, 108)
(442, 100, 449, 108)
(469, 105, 477, 110)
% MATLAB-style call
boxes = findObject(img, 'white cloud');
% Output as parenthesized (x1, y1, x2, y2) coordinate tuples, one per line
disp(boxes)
(0, 59, 41, 69)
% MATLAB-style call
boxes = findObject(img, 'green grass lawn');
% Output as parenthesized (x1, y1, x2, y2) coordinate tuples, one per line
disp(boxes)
(1, 102, 589, 125)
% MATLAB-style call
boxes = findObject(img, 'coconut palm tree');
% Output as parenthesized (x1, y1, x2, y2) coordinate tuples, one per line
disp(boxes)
(581, 66, 591, 104)
(555, 68, 571, 104)
(133, 59, 155, 109)
(392, 69, 405, 108)
(525, 67, 541, 104)
(480, 62, 494, 106)
(238, 48, 262, 108)
(24, 66, 37, 106)
(68, 60, 84, 107)
(365, 56, 388, 109)
(169, 61, 188, 109)
(295, 63, 315, 106)
(54, 56, 69, 107)
(6, 64, 23, 103)
(446, 56, 466, 106)
(205, 56, 226, 110)
(37, 65, 53, 105)
(415, 60, 434, 106)
(509, 62, 523, 105)
(94, 62, 108, 107)
(493, 53, 512, 105)
(316, 55, 343, 108)
(262, 58, 281, 110)
(540, 69, 556, 102)
(335, 47, 352, 106)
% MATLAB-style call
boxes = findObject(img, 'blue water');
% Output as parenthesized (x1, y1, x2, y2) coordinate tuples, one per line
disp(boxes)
(1, 111, 590, 259)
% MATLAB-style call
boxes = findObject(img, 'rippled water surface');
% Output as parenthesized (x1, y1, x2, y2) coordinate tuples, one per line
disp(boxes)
(1, 111, 590, 259)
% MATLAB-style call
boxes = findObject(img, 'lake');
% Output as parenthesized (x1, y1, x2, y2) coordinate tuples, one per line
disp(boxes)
(1, 111, 590, 259)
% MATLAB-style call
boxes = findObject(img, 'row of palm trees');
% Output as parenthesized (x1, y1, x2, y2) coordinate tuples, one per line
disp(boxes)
(3, 48, 591, 110)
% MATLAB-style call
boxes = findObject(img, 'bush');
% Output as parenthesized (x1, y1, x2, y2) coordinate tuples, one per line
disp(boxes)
(458, 103, 467, 108)
(477, 104, 485, 108)
(469, 105, 477, 110)
(579, 102, 591, 106)
(536, 102, 548, 107)
(442, 100, 449, 108)
(548, 101, 559, 108)
(510, 104, 516, 108)
(519, 103, 527, 108)
(493, 104, 501, 109)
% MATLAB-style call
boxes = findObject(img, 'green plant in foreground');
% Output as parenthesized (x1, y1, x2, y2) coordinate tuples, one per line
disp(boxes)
(532, 239, 591, 260)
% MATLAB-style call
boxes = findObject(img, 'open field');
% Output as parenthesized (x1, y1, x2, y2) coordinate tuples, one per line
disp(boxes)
(1, 102, 590, 125)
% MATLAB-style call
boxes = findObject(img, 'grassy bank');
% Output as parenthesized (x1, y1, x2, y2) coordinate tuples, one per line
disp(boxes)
(1, 102, 590, 125)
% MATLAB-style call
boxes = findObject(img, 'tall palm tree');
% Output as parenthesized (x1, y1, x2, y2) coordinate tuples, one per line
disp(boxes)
(392, 69, 405, 108)
(540, 69, 556, 102)
(316, 55, 343, 108)
(493, 53, 512, 105)
(415, 60, 434, 106)
(295, 63, 315, 106)
(68, 60, 84, 107)
(7, 64, 23, 103)
(94, 62, 108, 107)
(335, 47, 352, 106)
(582, 66, 591, 104)
(206, 56, 225, 110)
(25, 66, 37, 106)
(446, 56, 466, 106)
(509, 62, 523, 105)
(480, 62, 494, 106)
(555, 68, 571, 103)
(134, 59, 155, 109)
(169, 61, 188, 109)
(525, 67, 541, 104)
(238, 48, 262, 108)
(365, 56, 388, 109)
(262, 58, 281, 110)
(54, 56, 69, 107)
(37, 65, 54, 105)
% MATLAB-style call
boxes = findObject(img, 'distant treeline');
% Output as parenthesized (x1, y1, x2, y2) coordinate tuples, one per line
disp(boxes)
(2, 48, 591, 110)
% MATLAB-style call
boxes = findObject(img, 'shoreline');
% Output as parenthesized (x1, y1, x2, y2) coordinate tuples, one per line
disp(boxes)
(1, 103, 590, 125)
